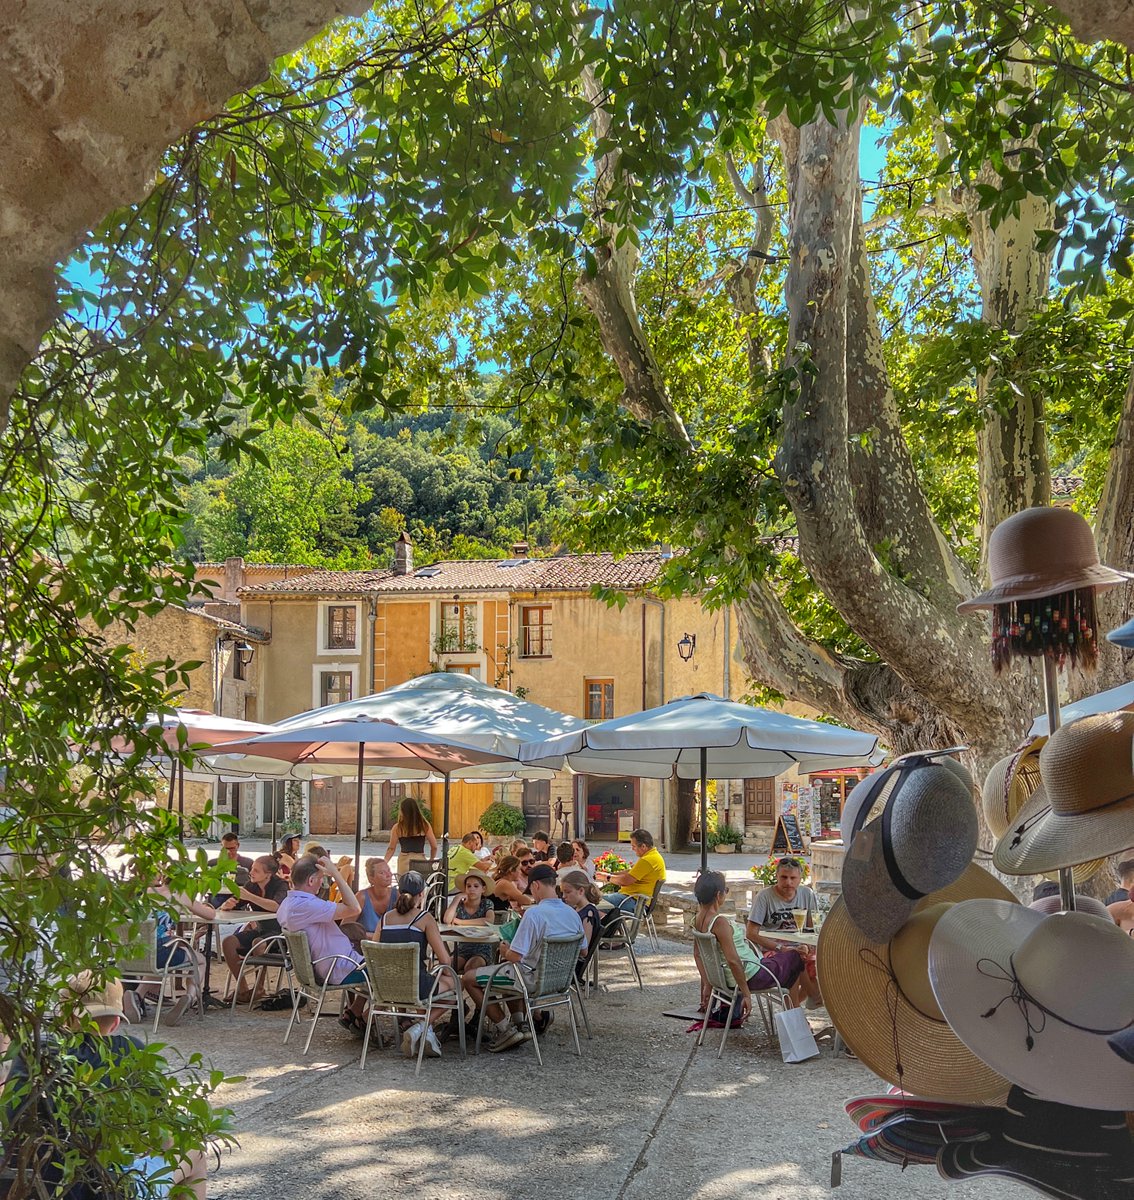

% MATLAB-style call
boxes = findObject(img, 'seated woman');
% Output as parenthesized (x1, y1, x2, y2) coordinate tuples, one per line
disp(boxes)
(471, 830, 494, 862)
(692, 871, 809, 1021)
(122, 875, 216, 1027)
(558, 869, 603, 980)
(274, 833, 301, 880)
(219, 855, 289, 1003)
(491, 855, 534, 912)
(372, 872, 455, 1058)
(384, 798, 438, 878)
(571, 839, 595, 879)
(443, 868, 495, 973)
(355, 857, 398, 935)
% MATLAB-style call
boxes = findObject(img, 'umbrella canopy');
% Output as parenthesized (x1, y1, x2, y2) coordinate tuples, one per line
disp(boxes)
(108, 709, 276, 758)
(267, 671, 582, 780)
(1028, 680, 1134, 737)
(218, 717, 514, 879)
(520, 693, 882, 873)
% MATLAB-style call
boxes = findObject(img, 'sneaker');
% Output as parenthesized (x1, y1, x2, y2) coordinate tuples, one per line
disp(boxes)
(402, 1022, 424, 1059)
(122, 990, 143, 1025)
(423, 1026, 442, 1058)
(161, 994, 192, 1027)
(488, 1023, 525, 1053)
(533, 1011, 553, 1035)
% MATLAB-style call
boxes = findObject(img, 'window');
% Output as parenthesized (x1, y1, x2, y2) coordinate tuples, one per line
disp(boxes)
(447, 664, 483, 680)
(260, 781, 286, 826)
(438, 601, 479, 653)
(521, 605, 552, 658)
(327, 604, 357, 650)
(585, 678, 614, 720)
(320, 670, 353, 707)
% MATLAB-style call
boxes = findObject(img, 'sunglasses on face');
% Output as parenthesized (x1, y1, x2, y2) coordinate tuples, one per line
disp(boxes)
(520, 859, 534, 866)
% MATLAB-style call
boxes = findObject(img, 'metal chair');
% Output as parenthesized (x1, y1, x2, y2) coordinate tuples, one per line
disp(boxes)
(116, 918, 203, 1033)
(691, 927, 789, 1057)
(359, 940, 465, 1074)
(473, 933, 587, 1065)
(282, 930, 365, 1055)
(422, 870, 449, 922)
(642, 879, 665, 951)
(226, 933, 289, 1012)
(587, 897, 647, 992)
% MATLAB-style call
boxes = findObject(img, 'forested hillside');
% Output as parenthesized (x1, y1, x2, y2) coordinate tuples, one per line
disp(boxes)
(177, 391, 602, 567)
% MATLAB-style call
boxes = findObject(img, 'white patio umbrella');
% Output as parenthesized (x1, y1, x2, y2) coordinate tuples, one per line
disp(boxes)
(1028, 679, 1134, 737)
(268, 671, 582, 779)
(217, 717, 514, 880)
(105, 709, 277, 837)
(520, 693, 882, 874)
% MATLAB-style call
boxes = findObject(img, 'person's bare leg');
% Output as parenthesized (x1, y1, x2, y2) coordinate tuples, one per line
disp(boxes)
(172, 1148, 207, 1199)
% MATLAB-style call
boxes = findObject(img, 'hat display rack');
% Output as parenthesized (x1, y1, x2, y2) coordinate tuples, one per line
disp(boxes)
(825, 507, 1134, 1195)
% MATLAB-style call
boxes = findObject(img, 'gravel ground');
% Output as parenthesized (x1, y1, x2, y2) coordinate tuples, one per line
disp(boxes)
(148, 911, 1031, 1200)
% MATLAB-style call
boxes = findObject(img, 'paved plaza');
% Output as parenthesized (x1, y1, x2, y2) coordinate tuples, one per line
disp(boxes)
(158, 842, 1031, 1200)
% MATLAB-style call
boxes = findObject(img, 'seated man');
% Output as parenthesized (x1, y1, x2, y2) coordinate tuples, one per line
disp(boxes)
(446, 832, 481, 892)
(744, 857, 822, 1008)
(277, 855, 368, 1031)
(1105, 858, 1134, 908)
(530, 831, 553, 862)
(461, 863, 583, 1052)
(3, 973, 208, 1197)
(1107, 859, 1134, 934)
(595, 828, 666, 913)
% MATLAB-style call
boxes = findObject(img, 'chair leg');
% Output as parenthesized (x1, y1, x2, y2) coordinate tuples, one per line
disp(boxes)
(627, 945, 643, 991)
(284, 988, 302, 1044)
(303, 981, 332, 1055)
(151, 975, 164, 1034)
(572, 981, 592, 1039)
(717, 989, 737, 1059)
(415, 1003, 431, 1077)
(523, 997, 542, 1067)
(566, 997, 582, 1057)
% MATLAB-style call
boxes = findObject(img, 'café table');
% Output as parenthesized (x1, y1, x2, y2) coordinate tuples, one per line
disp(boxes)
(189, 909, 258, 1010)
(437, 923, 503, 945)
(770, 928, 821, 948)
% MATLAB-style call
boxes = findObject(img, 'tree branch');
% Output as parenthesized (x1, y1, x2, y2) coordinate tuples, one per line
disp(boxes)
(1093, 367, 1134, 689)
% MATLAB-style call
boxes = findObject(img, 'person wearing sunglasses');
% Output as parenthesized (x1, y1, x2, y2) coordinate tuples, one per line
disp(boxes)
(491, 854, 534, 911)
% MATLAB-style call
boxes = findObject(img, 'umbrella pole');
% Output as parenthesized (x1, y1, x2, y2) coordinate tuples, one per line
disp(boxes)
(440, 774, 451, 881)
(699, 746, 708, 877)
(177, 758, 184, 839)
(270, 791, 278, 855)
(166, 758, 176, 811)
(354, 743, 364, 891)
(1043, 657, 1076, 913)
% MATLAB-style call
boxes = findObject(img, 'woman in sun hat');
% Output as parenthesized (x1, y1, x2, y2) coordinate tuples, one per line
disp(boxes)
(928, 901, 1134, 1111)
(443, 866, 495, 972)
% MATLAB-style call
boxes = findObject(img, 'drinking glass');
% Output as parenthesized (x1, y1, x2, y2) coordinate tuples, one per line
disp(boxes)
(792, 907, 807, 932)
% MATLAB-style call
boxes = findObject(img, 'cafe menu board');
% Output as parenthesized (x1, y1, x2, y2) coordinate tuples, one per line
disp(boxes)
(771, 812, 806, 855)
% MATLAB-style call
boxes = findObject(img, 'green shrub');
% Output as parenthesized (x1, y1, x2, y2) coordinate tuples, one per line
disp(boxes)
(478, 800, 526, 837)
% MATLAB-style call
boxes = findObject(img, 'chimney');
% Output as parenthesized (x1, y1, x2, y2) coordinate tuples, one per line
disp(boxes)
(393, 531, 413, 576)
(511, 540, 529, 557)
(223, 556, 245, 602)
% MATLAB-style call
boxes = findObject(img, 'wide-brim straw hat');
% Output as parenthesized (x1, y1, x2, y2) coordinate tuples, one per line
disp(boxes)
(992, 712, 1134, 875)
(454, 867, 495, 897)
(935, 1085, 1134, 1200)
(818, 864, 1015, 1103)
(957, 507, 1133, 613)
(63, 972, 128, 1024)
(929, 902, 1134, 1111)
(842, 757, 977, 943)
(982, 738, 1045, 839)
(845, 1093, 1003, 1135)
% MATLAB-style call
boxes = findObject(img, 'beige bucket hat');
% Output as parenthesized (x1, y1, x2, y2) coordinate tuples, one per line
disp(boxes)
(929, 903, 1134, 1111)
(818, 864, 1016, 1103)
(992, 711, 1134, 875)
(957, 507, 1133, 613)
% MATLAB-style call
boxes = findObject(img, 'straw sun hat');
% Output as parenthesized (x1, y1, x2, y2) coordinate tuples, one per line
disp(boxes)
(818, 864, 1016, 1104)
(454, 866, 495, 896)
(841, 755, 977, 944)
(992, 711, 1134, 875)
(982, 738, 1105, 885)
(957, 507, 1133, 613)
(928, 902, 1134, 1111)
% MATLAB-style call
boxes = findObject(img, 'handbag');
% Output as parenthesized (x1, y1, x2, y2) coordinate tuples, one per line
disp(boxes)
(774, 1004, 820, 1063)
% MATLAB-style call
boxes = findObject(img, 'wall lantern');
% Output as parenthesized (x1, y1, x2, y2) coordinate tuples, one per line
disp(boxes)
(677, 632, 697, 662)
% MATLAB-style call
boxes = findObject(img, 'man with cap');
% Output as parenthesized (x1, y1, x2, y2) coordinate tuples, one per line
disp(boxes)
(2, 973, 208, 1196)
(462, 863, 583, 1052)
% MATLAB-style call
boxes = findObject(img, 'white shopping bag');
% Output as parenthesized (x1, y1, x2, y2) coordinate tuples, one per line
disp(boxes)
(774, 1005, 820, 1063)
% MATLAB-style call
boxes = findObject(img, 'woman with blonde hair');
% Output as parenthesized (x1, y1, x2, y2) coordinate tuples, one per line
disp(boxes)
(384, 797, 438, 877)
(559, 869, 603, 978)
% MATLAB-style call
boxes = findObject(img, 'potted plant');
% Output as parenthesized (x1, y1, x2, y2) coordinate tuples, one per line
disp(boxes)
(709, 823, 744, 853)
(477, 800, 526, 842)
(593, 849, 631, 893)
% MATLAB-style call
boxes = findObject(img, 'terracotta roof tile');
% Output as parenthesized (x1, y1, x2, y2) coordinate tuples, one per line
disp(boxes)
(235, 552, 666, 597)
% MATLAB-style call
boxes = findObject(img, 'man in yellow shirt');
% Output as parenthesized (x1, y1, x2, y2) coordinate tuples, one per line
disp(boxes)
(446, 831, 481, 891)
(596, 828, 666, 912)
